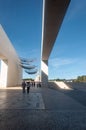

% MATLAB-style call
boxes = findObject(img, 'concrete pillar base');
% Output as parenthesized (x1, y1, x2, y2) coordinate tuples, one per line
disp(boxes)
(41, 60, 48, 87)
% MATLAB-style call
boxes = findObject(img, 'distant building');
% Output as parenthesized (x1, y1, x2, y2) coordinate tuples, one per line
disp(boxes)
(35, 74, 40, 82)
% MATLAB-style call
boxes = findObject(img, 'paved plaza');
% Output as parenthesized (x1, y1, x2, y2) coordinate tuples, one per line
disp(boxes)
(0, 85, 86, 130)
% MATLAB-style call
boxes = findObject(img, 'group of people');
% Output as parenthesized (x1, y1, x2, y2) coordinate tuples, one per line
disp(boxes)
(22, 80, 31, 94)
(22, 80, 42, 94)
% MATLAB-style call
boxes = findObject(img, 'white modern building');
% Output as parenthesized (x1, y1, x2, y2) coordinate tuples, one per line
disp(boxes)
(0, 0, 70, 88)
(0, 25, 22, 88)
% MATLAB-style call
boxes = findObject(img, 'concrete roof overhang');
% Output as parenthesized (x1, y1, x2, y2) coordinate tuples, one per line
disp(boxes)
(41, 0, 71, 60)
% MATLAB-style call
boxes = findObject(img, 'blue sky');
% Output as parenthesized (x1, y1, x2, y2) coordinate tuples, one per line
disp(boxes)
(0, 0, 86, 79)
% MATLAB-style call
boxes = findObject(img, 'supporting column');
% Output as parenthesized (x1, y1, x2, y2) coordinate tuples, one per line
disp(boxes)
(0, 60, 8, 88)
(41, 60, 48, 87)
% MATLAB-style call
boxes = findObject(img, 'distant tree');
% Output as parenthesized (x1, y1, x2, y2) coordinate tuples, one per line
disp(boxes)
(76, 75, 86, 82)
(23, 78, 34, 81)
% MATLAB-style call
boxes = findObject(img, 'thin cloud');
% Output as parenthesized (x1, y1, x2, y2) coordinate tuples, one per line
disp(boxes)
(49, 58, 77, 68)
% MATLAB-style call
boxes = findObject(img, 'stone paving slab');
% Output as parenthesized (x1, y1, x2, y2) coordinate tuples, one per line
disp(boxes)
(0, 87, 86, 130)
(0, 110, 86, 130)
(41, 88, 86, 110)
(0, 91, 45, 109)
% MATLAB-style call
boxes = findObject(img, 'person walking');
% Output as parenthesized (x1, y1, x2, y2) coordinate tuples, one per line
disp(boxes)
(22, 80, 26, 93)
(26, 81, 30, 94)
(33, 81, 35, 87)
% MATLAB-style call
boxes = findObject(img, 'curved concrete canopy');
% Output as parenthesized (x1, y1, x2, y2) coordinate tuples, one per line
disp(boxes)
(41, 0, 71, 60)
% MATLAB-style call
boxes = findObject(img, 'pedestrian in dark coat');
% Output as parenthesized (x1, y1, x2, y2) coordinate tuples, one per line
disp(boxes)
(26, 82, 30, 94)
(22, 80, 26, 93)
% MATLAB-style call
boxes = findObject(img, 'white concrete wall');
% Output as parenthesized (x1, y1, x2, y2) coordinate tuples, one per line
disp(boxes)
(0, 60, 8, 87)
(41, 60, 48, 87)
(0, 25, 22, 88)
(54, 81, 72, 90)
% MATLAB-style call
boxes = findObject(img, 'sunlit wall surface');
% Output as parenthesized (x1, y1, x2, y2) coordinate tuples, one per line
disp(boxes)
(0, 60, 1, 86)
(41, 60, 48, 86)
(0, 60, 1, 75)
(0, 60, 8, 88)
(0, 25, 22, 88)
